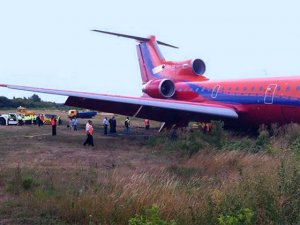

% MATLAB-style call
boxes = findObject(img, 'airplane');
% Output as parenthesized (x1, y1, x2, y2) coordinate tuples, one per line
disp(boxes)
(1, 30, 300, 130)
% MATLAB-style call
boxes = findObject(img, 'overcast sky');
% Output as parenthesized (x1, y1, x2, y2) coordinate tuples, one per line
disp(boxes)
(1, 0, 300, 103)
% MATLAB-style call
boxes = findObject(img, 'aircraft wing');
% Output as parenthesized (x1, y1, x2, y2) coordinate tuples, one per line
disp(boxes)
(0, 84, 238, 123)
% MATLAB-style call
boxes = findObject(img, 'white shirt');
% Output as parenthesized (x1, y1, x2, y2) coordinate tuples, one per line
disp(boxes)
(85, 122, 91, 132)
(103, 118, 108, 125)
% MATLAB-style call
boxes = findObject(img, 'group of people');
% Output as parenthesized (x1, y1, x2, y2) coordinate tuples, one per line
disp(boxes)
(17, 114, 44, 126)
(102, 116, 117, 135)
(83, 116, 130, 147)
(51, 115, 151, 147)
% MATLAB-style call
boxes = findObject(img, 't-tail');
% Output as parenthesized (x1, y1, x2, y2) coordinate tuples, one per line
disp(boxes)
(92, 30, 208, 84)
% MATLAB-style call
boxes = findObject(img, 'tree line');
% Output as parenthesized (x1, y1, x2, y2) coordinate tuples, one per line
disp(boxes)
(0, 94, 62, 109)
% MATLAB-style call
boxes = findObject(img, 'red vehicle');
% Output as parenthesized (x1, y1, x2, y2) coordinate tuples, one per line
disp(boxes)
(1, 30, 300, 129)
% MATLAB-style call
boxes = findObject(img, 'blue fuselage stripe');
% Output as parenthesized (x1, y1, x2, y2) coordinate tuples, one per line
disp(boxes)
(140, 43, 162, 79)
(186, 82, 300, 107)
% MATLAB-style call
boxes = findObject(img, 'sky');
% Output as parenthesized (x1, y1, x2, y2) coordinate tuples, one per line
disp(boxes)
(0, 0, 300, 103)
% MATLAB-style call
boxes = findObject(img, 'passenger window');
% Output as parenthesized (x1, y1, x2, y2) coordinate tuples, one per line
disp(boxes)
(259, 86, 263, 91)
(251, 87, 255, 91)
(235, 87, 239, 91)
(296, 86, 300, 91)
(243, 87, 247, 91)
(228, 87, 232, 91)
(277, 86, 281, 91)
(286, 86, 291, 91)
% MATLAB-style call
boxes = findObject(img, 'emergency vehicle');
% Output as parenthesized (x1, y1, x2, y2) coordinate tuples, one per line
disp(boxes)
(0, 113, 21, 125)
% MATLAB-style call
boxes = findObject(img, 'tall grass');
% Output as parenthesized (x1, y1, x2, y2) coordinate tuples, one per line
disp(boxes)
(1, 123, 300, 224)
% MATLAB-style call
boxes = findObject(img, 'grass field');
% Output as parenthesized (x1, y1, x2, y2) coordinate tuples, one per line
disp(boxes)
(0, 110, 300, 225)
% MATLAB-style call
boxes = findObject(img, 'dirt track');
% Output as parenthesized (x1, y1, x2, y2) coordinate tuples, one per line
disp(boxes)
(0, 122, 170, 172)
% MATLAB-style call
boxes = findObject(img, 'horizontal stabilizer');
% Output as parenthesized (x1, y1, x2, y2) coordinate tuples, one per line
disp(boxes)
(92, 29, 178, 49)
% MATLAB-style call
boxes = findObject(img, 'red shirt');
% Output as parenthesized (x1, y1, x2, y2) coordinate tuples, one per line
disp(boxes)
(50, 118, 56, 126)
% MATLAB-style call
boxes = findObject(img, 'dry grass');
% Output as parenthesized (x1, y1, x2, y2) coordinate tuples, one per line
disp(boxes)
(1, 115, 300, 224)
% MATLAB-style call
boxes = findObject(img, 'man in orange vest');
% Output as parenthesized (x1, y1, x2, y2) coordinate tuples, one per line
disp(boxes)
(50, 116, 57, 136)
(83, 120, 94, 147)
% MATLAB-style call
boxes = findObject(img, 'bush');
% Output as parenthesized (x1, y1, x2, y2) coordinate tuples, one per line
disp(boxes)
(223, 138, 255, 152)
(22, 176, 35, 190)
(129, 204, 176, 225)
(218, 208, 254, 225)
(289, 137, 300, 159)
(147, 121, 226, 157)
(209, 120, 225, 148)
(255, 127, 270, 149)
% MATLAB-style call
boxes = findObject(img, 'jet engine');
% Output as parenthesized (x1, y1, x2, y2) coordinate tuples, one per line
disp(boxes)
(174, 58, 206, 77)
(142, 79, 175, 98)
(190, 59, 206, 75)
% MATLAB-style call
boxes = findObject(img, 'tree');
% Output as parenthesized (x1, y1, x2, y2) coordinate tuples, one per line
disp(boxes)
(0, 96, 12, 108)
(29, 94, 41, 102)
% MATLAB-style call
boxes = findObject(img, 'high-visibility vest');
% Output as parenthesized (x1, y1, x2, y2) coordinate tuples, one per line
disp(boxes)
(50, 118, 56, 126)
(89, 126, 94, 135)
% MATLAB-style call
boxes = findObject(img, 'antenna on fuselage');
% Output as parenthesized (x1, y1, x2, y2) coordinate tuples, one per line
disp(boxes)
(92, 29, 179, 49)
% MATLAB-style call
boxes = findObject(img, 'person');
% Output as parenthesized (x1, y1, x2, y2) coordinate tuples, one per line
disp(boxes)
(36, 114, 41, 126)
(50, 116, 57, 136)
(144, 119, 150, 130)
(124, 117, 130, 134)
(170, 128, 178, 141)
(71, 117, 78, 131)
(203, 122, 211, 134)
(103, 117, 108, 135)
(112, 116, 117, 133)
(40, 114, 44, 126)
(109, 116, 117, 134)
(17, 114, 23, 126)
(83, 120, 94, 147)
(85, 120, 90, 133)
(109, 117, 113, 133)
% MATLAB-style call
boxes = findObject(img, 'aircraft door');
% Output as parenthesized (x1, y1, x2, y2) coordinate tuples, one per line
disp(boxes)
(264, 84, 277, 104)
(211, 85, 220, 98)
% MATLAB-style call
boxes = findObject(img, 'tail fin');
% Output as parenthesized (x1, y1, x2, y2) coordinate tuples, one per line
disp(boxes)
(92, 30, 178, 83)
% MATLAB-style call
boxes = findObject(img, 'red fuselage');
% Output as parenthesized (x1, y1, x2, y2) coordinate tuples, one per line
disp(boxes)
(172, 76, 300, 126)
